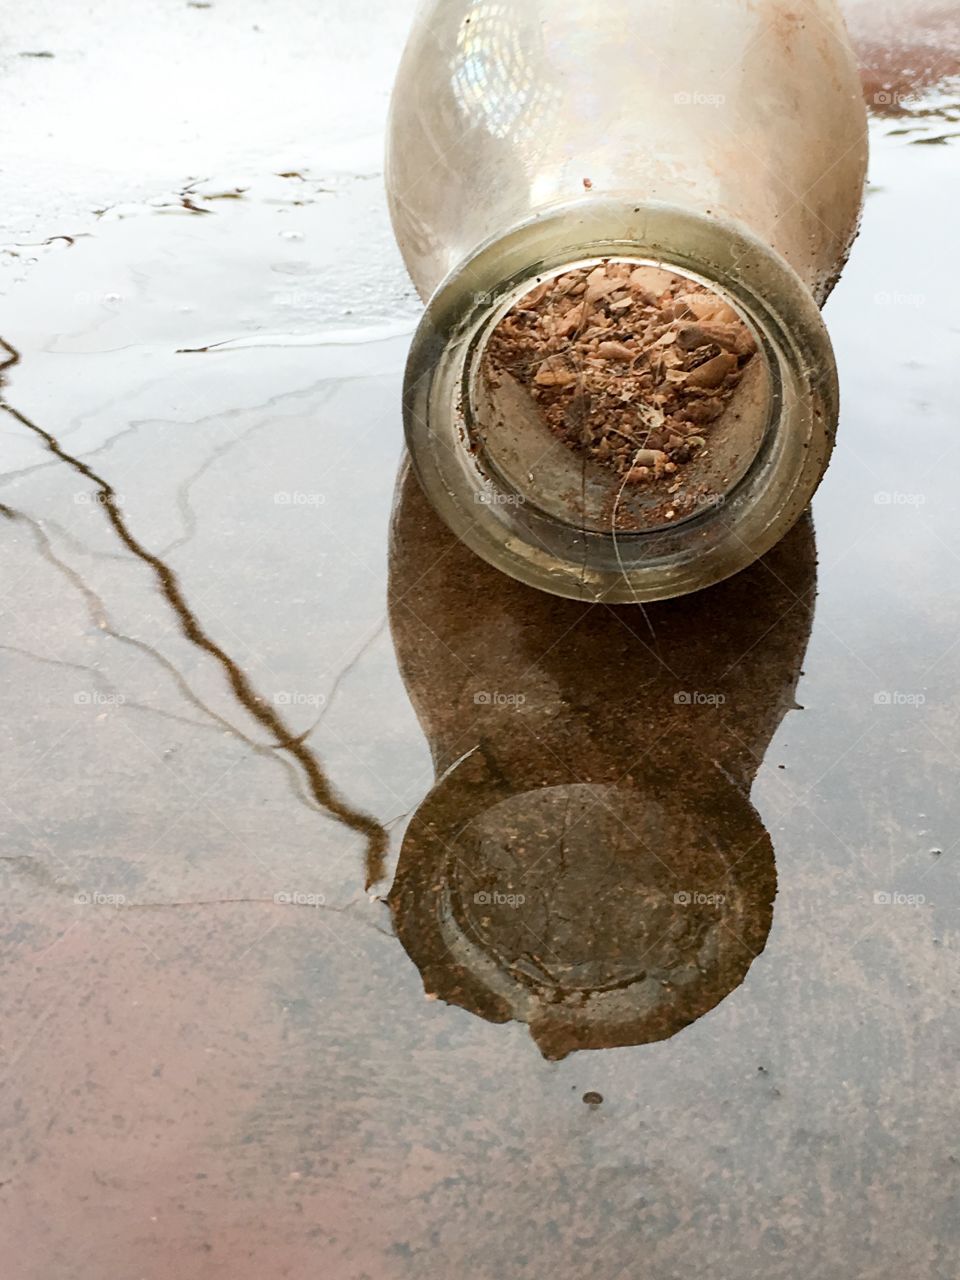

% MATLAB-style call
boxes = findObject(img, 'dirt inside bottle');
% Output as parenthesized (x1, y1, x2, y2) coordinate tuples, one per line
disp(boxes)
(473, 260, 773, 534)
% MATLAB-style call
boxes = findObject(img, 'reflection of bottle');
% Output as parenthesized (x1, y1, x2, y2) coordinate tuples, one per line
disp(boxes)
(387, 0, 866, 600)
(387, 463, 816, 1058)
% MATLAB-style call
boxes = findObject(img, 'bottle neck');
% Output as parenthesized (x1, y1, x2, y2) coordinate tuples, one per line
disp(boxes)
(404, 198, 837, 602)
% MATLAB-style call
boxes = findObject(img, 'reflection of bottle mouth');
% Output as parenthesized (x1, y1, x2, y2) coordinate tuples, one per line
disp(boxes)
(403, 198, 837, 602)
(390, 768, 776, 1060)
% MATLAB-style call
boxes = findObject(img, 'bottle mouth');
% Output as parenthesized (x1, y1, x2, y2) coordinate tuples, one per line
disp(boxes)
(470, 258, 774, 538)
(403, 198, 837, 602)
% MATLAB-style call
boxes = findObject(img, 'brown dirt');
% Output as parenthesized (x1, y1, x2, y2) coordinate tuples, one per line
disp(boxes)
(482, 261, 757, 492)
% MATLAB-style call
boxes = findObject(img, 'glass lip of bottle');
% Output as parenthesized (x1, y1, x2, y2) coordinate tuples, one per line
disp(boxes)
(402, 196, 838, 603)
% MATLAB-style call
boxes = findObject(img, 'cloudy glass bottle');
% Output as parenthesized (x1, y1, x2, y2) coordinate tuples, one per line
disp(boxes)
(386, 0, 867, 601)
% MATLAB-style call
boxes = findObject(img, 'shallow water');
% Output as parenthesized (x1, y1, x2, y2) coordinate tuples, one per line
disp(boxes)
(0, 4, 958, 1278)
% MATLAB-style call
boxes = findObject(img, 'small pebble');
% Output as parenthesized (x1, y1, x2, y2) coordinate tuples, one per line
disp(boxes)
(582, 1091, 603, 1106)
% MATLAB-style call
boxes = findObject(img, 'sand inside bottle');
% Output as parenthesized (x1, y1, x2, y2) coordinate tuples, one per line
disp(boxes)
(474, 261, 773, 534)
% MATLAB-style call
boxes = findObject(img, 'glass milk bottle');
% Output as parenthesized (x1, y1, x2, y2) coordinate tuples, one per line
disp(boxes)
(386, 0, 867, 601)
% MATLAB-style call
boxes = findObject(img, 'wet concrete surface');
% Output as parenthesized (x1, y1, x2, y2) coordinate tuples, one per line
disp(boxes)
(1, 3, 959, 1277)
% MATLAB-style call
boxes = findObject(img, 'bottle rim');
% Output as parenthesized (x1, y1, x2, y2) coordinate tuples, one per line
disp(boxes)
(403, 197, 837, 602)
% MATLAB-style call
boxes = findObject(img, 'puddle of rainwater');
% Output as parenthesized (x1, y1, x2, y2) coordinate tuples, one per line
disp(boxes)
(0, 10, 958, 1278)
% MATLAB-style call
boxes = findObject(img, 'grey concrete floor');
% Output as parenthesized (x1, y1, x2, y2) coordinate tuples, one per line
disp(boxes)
(0, 3, 958, 1278)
